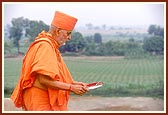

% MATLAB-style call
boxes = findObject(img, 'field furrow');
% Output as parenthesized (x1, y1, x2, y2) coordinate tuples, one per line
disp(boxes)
(4, 56, 164, 98)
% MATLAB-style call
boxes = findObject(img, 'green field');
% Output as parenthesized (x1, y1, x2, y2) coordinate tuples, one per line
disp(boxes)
(4, 56, 164, 98)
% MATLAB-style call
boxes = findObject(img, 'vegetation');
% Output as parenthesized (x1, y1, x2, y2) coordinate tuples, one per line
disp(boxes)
(4, 56, 164, 98)
(7, 17, 49, 54)
(60, 32, 86, 53)
(4, 17, 164, 99)
(5, 17, 164, 57)
(8, 17, 23, 54)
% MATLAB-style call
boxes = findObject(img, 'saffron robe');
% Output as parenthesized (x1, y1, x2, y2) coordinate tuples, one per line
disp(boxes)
(10, 31, 73, 110)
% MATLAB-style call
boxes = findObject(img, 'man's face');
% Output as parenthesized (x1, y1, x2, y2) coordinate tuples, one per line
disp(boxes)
(56, 29, 72, 46)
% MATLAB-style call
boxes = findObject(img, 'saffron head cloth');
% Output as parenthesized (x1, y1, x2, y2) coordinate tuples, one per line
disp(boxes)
(51, 11, 78, 31)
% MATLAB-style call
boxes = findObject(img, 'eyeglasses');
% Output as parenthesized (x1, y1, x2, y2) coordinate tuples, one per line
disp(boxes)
(66, 31, 72, 36)
(59, 29, 72, 37)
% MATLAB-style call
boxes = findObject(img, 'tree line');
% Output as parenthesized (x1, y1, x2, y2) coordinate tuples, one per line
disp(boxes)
(5, 17, 164, 58)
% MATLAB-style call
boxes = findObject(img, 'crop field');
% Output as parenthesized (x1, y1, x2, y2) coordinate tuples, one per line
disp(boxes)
(3, 56, 164, 98)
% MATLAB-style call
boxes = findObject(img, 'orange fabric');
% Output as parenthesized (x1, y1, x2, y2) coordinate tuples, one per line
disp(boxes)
(10, 31, 73, 111)
(23, 87, 52, 111)
(51, 11, 78, 31)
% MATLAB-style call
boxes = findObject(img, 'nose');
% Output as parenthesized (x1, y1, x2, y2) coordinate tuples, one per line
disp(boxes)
(67, 35, 71, 40)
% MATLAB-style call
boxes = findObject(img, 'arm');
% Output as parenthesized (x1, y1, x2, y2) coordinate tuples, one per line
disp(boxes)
(36, 74, 89, 95)
(72, 81, 87, 86)
(36, 74, 70, 90)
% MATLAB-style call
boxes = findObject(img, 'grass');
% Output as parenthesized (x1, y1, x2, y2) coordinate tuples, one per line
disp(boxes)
(3, 58, 22, 95)
(64, 56, 164, 98)
(3, 56, 164, 98)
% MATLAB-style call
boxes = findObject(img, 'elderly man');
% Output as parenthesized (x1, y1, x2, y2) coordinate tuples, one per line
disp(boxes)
(11, 11, 89, 111)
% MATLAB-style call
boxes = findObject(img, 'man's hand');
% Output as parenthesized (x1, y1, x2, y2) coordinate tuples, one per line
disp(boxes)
(70, 81, 89, 96)
(72, 81, 86, 86)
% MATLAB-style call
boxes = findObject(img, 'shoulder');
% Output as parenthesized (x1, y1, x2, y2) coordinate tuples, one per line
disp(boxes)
(34, 38, 54, 50)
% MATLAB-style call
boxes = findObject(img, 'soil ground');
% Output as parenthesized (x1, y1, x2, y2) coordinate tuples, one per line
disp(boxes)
(3, 96, 164, 112)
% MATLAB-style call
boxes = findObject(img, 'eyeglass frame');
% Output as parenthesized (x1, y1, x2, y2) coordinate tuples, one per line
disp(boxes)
(58, 28, 72, 37)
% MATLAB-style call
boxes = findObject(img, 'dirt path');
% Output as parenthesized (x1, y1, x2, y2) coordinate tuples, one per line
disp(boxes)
(69, 96, 164, 111)
(3, 96, 164, 112)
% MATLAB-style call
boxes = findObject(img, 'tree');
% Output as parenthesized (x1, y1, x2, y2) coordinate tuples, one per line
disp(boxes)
(145, 25, 164, 55)
(25, 20, 49, 42)
(94, 33, 102, 44)
(84, 43, 97, 56)
(143, 36, 164, 55)
(155, 27, 164, 37)
(9, 17, 24, 54)
(4, 42, 11, 54)
(8, 17, 50, 54)
(148, 25, 164, 37)
(103, 41, 114, 55)
(60, 32, 86, 53)
(124, 38, 143, 58)
(85, 36, 94, 44)
(148, 25, 156, 35)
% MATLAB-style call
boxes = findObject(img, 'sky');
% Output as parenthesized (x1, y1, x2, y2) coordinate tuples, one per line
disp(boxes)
(3, 2, 165, 28)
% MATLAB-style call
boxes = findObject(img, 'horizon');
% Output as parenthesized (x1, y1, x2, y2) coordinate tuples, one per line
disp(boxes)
(3, 2, 165, 28)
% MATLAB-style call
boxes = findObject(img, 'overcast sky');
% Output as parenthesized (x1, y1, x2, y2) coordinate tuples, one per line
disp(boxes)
(3, 2, 165, 28)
